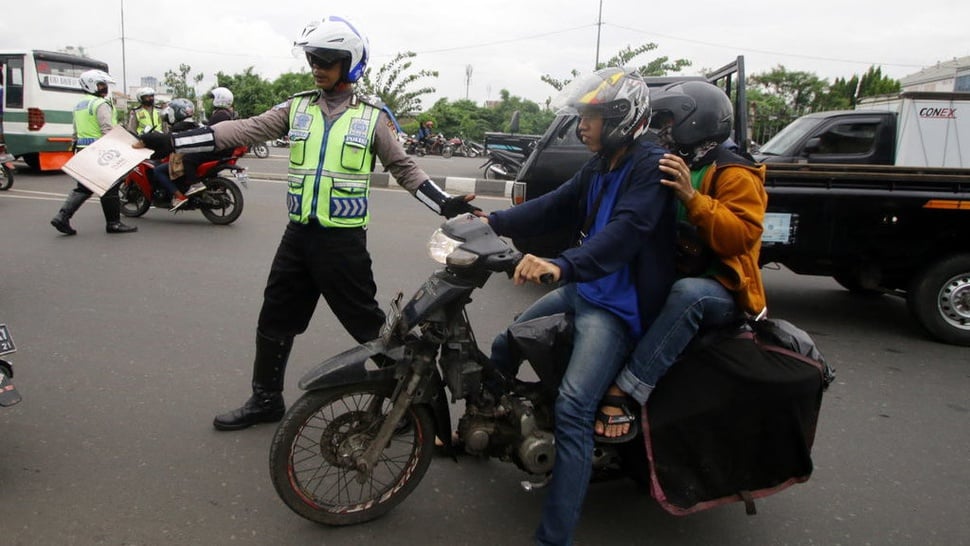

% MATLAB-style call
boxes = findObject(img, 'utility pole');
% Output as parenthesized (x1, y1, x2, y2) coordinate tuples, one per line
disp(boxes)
(120, 0, 128, 99)
(594, 0, 603, 69)
(465, 65, 473, 101)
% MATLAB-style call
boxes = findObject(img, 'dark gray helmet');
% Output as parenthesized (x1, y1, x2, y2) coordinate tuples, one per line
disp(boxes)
(649, 81, 733, 149)
(163, 98, 195, 125)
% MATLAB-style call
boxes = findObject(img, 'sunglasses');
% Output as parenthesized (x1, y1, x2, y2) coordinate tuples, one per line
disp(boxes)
(306, 53, 341, 70)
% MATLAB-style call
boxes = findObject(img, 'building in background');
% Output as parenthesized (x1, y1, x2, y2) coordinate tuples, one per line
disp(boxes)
(901, 56, 970, 92)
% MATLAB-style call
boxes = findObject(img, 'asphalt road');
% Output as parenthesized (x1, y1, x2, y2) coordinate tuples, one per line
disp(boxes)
(0, 166, 968, 545)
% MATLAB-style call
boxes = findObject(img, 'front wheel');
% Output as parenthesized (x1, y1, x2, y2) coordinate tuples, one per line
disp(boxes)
(251, 143, 270, 158)
(0, 165, 13, 190)
(908, 253, 970, 346)
(269, 383, 436, 526)
(441, 145, 454, 159)
(199, 176, 244, 225)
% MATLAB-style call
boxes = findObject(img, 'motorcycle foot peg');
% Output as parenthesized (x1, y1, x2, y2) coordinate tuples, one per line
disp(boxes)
(520, 474, 552, 492)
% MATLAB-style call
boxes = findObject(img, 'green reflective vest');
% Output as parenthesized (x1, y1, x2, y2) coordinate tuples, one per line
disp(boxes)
(286, 94, 380, 228)
(74, 96, 115, 148)
(133, 107, 162, 134)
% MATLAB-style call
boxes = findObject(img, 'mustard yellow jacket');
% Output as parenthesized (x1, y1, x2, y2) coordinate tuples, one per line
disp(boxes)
(683, 155, 768, 315)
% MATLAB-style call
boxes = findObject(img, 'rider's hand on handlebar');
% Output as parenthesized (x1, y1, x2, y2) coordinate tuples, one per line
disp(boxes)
(513, 254, 561, 286)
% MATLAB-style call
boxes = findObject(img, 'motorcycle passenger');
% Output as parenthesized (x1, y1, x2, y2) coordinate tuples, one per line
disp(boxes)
(50, 69, 138, 235)
(150, 98, 206, 211)
(596, 81, 768, 441)
(126, 87, 164, 135)
(207, 86, 236, 125)
(485, 67, 676, 545)
(139, 15, 482, 430)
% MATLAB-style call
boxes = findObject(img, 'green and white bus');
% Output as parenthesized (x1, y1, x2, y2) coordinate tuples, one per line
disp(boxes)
(0, 50, 110, 171)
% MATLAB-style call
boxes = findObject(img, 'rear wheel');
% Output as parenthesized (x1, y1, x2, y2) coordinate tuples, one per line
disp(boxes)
(442, 146, 454, 159)
(269, 383, 435, 526)
(0, 165, 13, 190)
(251, 143, 270, 158)
(118, 181, 150, 217)
(199, 176, 244, 225)
(908, 253, 970, 346)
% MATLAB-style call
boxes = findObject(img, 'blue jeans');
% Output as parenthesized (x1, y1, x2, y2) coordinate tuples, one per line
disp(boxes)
(615, 277, 738, 405)
(152, 163, 180, 197)
(490, 284, 633, 546)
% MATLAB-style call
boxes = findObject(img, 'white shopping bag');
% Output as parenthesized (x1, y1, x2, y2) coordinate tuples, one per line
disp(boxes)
(62, 126, 153, 196)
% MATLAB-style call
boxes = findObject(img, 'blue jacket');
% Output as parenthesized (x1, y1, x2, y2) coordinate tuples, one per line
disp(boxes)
(489, 138, 677, 333)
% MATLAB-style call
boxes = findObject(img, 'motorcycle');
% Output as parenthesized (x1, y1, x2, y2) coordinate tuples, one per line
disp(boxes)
(406, 134, 453, 158)
(249, 141, 270, 158)
(0, 323, 21, 407)
(118, 146, 248, 225)
(267, 214, 831, 525)
(446, 136, 481, 158)
(480, 148, 525, 181)
(0, 143, 15, 191)
(273, 136, 290, 148)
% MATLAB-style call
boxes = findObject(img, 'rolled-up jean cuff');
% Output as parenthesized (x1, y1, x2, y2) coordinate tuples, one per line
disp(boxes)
(615, 367, 654, 406)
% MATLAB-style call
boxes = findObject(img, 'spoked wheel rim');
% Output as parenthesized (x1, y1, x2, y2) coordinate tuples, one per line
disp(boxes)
(285, 390, 426, 516)
(937, 272, 970, 330)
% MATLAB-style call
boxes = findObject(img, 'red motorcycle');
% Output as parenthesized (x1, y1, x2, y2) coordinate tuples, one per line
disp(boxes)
(118, 146, 248, 225)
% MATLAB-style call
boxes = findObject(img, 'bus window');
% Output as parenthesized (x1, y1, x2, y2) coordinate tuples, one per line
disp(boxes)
(4, 58, 24, 108)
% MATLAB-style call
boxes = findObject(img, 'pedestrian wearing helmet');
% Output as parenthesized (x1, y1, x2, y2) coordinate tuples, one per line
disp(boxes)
(207, 87, 235, 125)
(596, 81, 768, 444)
(137, 15, 481, 430)
(50, 69, 138, 235)
(484, 67, 676, 545)
(127, 87, 163, 135)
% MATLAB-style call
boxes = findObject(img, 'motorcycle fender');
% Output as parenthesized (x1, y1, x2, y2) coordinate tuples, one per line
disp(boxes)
(297, 339, 398, 391)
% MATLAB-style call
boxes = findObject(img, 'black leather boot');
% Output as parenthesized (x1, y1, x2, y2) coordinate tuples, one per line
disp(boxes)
(213, 331, 293, 431)
(101, 188, 138, 234)
(50, 188, 90, 235)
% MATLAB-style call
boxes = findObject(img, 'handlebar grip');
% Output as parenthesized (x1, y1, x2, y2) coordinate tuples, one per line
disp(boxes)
(539, 273, 555, 285)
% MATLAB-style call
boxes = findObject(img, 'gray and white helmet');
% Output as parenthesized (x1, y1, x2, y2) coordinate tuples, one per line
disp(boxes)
(163, 98, 196, 125)
(210, 87, 234, 108)
(552, 67, 651, 152)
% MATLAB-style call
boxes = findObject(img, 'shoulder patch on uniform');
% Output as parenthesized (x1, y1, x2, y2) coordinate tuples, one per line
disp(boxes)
(357, 94, 387, 110)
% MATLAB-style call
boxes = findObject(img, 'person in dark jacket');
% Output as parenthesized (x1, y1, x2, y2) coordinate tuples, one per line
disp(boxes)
(485, 67, 676, 546)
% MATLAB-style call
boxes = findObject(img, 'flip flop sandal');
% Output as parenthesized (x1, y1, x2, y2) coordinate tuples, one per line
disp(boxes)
(594, 393, 639, 444)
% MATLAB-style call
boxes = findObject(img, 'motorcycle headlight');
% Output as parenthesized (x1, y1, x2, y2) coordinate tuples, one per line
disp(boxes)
(427, 229, 478, 266)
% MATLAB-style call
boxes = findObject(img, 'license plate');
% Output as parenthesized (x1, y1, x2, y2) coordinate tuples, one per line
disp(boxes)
(0, 324, 15, 356)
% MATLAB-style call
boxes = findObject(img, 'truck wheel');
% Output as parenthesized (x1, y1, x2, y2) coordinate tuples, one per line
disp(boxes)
(908, 254, 970, 346)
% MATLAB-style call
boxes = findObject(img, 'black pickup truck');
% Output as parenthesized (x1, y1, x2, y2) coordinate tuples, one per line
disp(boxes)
(508, 58, 970, 346)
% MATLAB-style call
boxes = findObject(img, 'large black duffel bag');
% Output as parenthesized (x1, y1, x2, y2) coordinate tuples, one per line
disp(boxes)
(644, 318, 834, 515)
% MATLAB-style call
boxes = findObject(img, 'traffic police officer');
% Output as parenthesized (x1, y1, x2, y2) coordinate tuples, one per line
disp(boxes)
(126, 87, 164, 134)
(50, 69, 138, 235)
(141, 15, 480, 430)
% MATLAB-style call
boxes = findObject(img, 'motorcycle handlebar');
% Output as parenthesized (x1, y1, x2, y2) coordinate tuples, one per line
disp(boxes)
(505, 251, 555, 285)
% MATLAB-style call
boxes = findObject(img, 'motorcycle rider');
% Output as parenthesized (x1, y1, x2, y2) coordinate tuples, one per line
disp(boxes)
(139, 15, 481, 430)
(485, 67, 675, 545)
(149, 98, 207, 211)
(50, 69, 138, 235)
(416, 120, 436, 151)
(596, 81, 768, 440)
(126, 87, 164, 134)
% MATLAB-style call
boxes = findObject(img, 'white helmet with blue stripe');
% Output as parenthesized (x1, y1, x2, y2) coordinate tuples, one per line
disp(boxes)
(293, 15, 369, 84)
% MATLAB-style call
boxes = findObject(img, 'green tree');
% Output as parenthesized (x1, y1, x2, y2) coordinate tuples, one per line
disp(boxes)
(541, 43, 691, 92)
(358, 51, 438, 118)
(213, 67, 276, 119)
(163, 64, 203, 100)
(749, 65, 829, 118)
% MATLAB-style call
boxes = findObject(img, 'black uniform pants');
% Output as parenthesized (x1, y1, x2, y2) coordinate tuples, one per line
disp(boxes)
(257, 222, 385, 343)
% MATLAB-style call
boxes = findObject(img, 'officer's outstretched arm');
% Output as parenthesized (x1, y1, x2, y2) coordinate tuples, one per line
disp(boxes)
(416, 179, 483, 218)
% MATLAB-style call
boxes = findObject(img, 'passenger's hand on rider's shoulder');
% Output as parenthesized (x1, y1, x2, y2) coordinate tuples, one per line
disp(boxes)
(658, 153, 696, 203)
(136, 131, 173, 153)
(513, 254, 560, 286)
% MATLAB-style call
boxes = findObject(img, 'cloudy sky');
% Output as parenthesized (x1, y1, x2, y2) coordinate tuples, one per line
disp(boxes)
(5, 0, 969, 108)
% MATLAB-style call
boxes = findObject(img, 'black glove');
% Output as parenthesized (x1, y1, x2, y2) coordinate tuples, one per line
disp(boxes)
(441, 195, 482, 219)
(139, 131, 173, 154)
